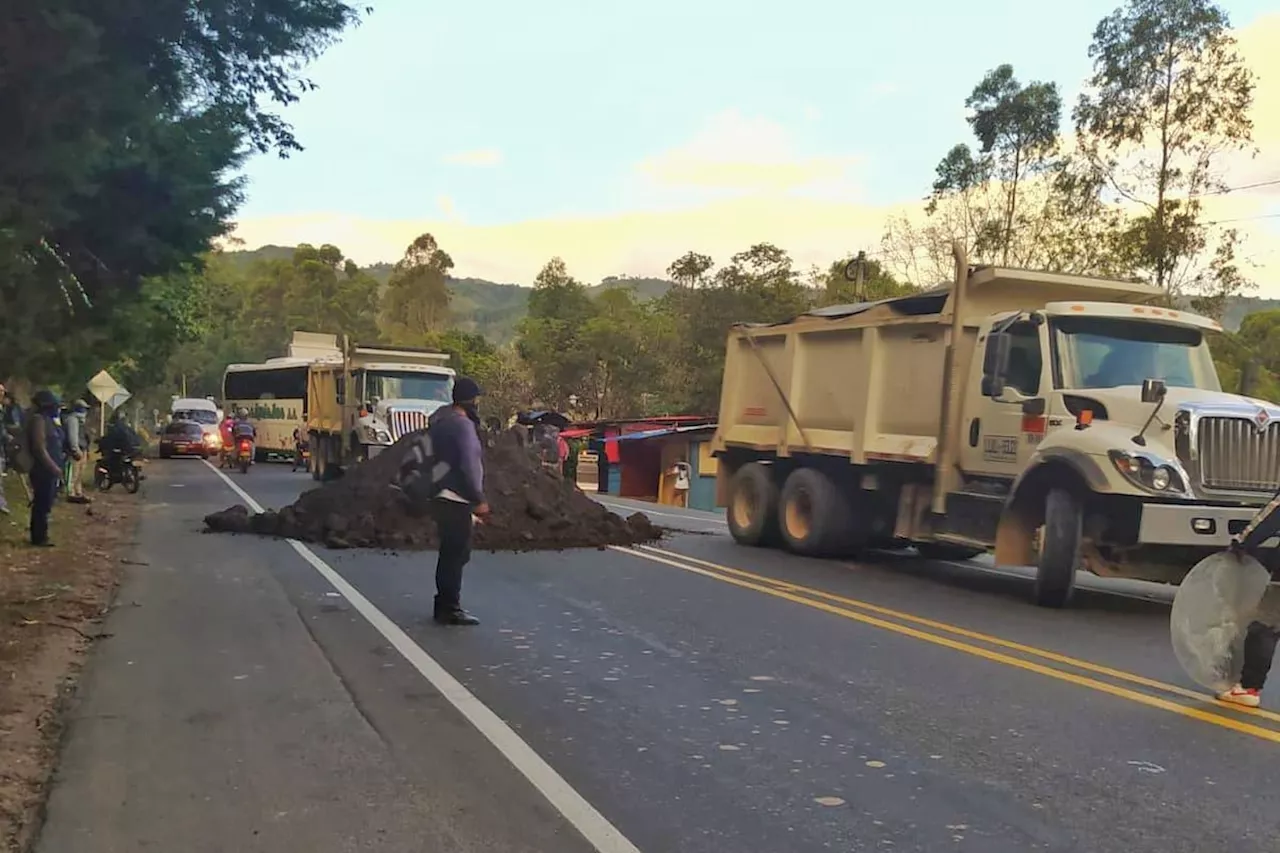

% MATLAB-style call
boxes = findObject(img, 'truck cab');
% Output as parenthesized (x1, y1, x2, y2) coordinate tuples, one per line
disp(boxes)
(968, 301, 1278, 588)
(346, 362, 455, 454)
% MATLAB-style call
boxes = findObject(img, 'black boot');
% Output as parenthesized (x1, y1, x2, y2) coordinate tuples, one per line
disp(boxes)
(433, 600, 479, 626)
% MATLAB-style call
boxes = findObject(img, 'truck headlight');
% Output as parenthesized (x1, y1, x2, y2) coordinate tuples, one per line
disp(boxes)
(363, 424, 392, 444)
(1108, 449, 1186, 494)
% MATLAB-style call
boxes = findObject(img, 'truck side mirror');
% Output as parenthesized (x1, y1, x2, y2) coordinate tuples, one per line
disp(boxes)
(1140, 378, 1167, 404)
(981, 333, 1012, 398)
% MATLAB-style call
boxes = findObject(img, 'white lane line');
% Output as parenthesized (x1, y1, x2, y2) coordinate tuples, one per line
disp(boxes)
(200, 461, 642, 853)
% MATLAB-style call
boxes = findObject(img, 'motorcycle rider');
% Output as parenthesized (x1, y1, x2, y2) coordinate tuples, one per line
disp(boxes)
(218, 411, 237, 467)
(291, 426, 308, 471)
(232, 408, 256, 463)
(99, 412, 141, 482)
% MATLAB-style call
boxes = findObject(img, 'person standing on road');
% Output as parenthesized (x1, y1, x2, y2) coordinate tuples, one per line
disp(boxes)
(425, 376, 490, 626)
(27, 390, 67, 547)
(1216, 497, 1280, 708)
(63, 400, 90, 504)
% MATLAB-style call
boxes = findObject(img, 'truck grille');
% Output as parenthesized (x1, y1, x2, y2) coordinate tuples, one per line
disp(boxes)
(389, 409, 428, 440)
(1197, 416, 1280, 493)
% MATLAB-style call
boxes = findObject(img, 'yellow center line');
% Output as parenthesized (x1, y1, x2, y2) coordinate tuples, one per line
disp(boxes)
(635, 544, 1280, 726)
(611, 546, 1280, 744)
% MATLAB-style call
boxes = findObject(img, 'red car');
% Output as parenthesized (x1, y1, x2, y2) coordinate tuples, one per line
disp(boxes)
(159, 420, 217, 459)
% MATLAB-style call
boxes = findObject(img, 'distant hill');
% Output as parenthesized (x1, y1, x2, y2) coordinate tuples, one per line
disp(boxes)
(222, 245, 676, 343)
(221, 245, 1276, 341)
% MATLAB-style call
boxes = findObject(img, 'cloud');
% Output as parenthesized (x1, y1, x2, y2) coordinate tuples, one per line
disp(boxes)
(232, 15, 1280, 294)
(633, 109, 862, 197)
(442, 147, 503, 167)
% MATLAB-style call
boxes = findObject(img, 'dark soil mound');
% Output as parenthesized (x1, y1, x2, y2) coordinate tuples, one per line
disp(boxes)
(204, 427, 662, 551)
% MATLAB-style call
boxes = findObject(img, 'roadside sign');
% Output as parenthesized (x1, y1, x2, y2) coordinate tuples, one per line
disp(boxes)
(105, 388, 132, 411)
(86, 370, 121, 403)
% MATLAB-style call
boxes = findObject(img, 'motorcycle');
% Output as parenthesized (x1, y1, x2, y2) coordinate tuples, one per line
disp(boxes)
(235, 436, 254, 474)
(94, 447, 141, 494)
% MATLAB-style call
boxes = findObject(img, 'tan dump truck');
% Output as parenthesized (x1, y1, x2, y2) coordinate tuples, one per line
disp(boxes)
(710, 244, 1280, 607)
(304, 333, 454, 480)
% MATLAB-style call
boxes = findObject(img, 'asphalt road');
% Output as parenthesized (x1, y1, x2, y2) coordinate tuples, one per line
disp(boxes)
(36, 460, 1280, 852)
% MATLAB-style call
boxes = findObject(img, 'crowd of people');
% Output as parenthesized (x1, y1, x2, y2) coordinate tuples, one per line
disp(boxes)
(1, 382, 142, 547)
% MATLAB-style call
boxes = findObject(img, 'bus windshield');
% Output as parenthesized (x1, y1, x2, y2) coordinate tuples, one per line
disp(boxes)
(222, 365, 309, 403)
(364, 371, 453, 403)
(1052, 316, 1221, 392)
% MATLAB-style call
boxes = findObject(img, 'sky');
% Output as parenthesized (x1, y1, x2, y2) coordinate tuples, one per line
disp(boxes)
(231, 0, 1280, 294)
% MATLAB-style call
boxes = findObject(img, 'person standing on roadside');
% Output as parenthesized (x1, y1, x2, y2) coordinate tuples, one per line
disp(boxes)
(0, 382, 9, 516)
(27, 390, 67, 547)
(63, 400, 91, 504)
(424, 376, 490, 626)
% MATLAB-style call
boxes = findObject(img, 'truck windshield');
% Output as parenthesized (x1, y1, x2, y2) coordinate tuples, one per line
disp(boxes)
(365, 371, 453, 402)
(1052, 317, 1221, 391)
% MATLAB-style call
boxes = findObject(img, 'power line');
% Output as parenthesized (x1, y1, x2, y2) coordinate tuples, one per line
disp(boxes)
(1203, 212, 1280, 226)
(1198, 178, 1280, 196)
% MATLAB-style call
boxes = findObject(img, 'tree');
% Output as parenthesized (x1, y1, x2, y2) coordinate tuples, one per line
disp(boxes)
(667, 251, 714, 289)
(0, 0, 363, 386)
(1074, 0, 1256, 295)
(381, 233, 454, 343)
(516, 258, 599, 408)
(960, 65, 1063, 264)
(580, 288, 666, 418)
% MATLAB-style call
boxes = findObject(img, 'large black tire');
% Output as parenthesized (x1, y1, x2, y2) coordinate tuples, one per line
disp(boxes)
(310, 432, 324, 481)
(1036, 488, 1082, 608)
(916, 542, 985, 561)
(159, 448, 171, 459)
(727, 462, 781, 547)
(122, 466, 141, 494)
(778, 467, 856, 557)
(94, 469, 111, 492)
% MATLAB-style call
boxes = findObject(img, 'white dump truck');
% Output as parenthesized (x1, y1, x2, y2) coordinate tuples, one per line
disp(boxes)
(710, 243, 1280, 607)
(301, 332, 455, 479)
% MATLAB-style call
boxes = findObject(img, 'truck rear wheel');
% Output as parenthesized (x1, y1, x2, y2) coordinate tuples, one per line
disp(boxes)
(778, 468, 855, 557)
(1036, 488, 1082, 608)
(727, 463, 781, 547)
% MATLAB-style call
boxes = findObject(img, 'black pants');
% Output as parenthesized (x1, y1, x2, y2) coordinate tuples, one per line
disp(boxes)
(29, 469, 57, 544)
(429, 499, 474, 612)
(1242, 621, 1280, 690)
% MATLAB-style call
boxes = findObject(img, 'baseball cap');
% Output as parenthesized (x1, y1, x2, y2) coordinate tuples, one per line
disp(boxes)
(452, 376, 484, 403)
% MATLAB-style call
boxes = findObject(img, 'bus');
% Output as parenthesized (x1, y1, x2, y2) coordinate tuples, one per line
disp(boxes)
(221, 358, 314, 460)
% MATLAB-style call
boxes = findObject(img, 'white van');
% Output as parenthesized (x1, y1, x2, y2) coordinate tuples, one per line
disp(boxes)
(170, 397, 220, 437)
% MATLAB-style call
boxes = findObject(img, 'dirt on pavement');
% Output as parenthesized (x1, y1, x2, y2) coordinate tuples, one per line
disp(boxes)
(0, 479, 134, 853)
(204, 426, 663, 551)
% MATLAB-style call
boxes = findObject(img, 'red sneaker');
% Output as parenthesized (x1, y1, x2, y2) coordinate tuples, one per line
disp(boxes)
(1217, 685, 1262, 708)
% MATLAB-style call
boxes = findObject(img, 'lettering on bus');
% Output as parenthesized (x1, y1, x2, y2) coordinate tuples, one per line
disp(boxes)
(242, 403, 300, 421)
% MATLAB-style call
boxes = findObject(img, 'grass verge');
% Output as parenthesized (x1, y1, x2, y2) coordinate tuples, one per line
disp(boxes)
(0, 471, 138, 852)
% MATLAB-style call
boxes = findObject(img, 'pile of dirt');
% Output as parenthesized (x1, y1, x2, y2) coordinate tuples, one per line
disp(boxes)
(204, 427, 663, 551)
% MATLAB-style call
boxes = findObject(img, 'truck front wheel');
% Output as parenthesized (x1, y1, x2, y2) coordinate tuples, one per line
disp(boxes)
(727, 463, 781, 548)
(779, 468, 855, 557)
(1036, 488, 1082, 608)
